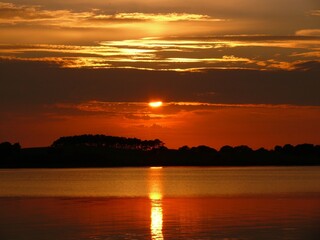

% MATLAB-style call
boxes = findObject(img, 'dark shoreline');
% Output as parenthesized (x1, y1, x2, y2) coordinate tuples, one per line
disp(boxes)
(1, 135, 319, 168)
(1, 165, 320, 169)
(1, 146, 319, 168)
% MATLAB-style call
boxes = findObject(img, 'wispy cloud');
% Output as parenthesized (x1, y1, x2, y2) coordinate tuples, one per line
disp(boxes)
(0, 2, 224, 28)
(0, 2, 92, 26)
(1, 35, 319, 71)
(54, 100, 318, 114)
(0, 1, 319, 72)
(309, 10, 320, 16)
(92, 12, 224, 22)
(296, 29, 320, 37)
(291, 51, 320, 58)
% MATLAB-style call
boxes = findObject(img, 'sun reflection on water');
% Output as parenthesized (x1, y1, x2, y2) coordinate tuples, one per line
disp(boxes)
(149, 167, 164, 240)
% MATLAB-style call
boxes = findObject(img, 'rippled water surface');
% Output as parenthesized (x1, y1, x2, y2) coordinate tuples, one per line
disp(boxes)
(0, 167, 319, 239)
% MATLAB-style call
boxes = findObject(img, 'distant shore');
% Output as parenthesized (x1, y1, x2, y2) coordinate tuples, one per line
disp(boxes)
(1, 135, 319, 168)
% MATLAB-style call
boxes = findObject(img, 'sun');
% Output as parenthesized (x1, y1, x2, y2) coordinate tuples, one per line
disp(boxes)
(149, 101, 163, 108)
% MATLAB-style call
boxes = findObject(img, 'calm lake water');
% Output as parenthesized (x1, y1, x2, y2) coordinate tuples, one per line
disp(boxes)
(0, 167, 319, 239)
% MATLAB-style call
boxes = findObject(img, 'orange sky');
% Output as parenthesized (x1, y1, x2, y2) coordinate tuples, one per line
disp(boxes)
(0, 0, 319, 149)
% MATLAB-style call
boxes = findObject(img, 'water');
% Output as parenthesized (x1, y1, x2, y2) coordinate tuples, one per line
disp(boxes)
(0, 167, 319, 239)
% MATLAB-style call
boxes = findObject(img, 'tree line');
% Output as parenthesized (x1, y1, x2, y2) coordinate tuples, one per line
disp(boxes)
(0, 142, 21, 157)
(51, 134, 164, 151)
(0, 135, 319, 167)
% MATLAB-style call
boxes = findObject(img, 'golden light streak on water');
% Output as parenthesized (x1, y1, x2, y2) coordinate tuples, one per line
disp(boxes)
(149, 167, 164, 240)
(150, 200, 163, 240)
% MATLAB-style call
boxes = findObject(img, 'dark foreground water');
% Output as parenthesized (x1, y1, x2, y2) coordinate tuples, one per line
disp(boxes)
(0, 167, 319, 240)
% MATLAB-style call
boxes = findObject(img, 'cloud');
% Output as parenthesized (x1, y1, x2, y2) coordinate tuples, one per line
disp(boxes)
(290, 51, 320, 58)
(1, 59, 319, 109)
(0, 1, 225, 28)
(309, 10, 320, 16)
(292, 60, 320, 71)
(1, 35, 319, 71)
(296, 29, 320, 37)
(55, 101, 148, 113)
(0, 2, 235, 44)
(0, 2, 93, 26)
(91, 12, 224, 22)
(55, 100, 312, 115)
(1, 0, 318, 42)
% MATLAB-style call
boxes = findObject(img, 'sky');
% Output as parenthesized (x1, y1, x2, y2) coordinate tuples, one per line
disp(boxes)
(0, 0, 320, 149)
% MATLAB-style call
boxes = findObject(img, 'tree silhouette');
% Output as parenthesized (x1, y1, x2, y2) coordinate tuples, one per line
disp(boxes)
(0, 142, 21, 160)
(1, 138, 320, 168)
(51, 134, 164, 151)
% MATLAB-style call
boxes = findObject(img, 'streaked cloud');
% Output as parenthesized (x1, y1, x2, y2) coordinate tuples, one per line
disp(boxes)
(296, 29, 320, 37)
(0, 2, 224, 27)
(0, 2, 92, 26)
(291, 51, 320, 58)
(55, 100, 317, 114)
(92, 12, 224, 22)
(1, 1, 319, 46)
(0, 1, 234, 44)
(1, 35, 319, 71)
(309, 10, 320, 16)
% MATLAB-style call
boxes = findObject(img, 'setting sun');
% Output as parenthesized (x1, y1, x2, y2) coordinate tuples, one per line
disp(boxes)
(149, 101, 163, 108)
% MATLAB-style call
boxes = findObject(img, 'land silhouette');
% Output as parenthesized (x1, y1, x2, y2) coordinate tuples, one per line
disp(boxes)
(0, 134, 319, 168)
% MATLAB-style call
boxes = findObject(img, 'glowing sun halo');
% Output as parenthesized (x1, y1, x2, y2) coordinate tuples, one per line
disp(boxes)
(149, 101, 163, 108)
